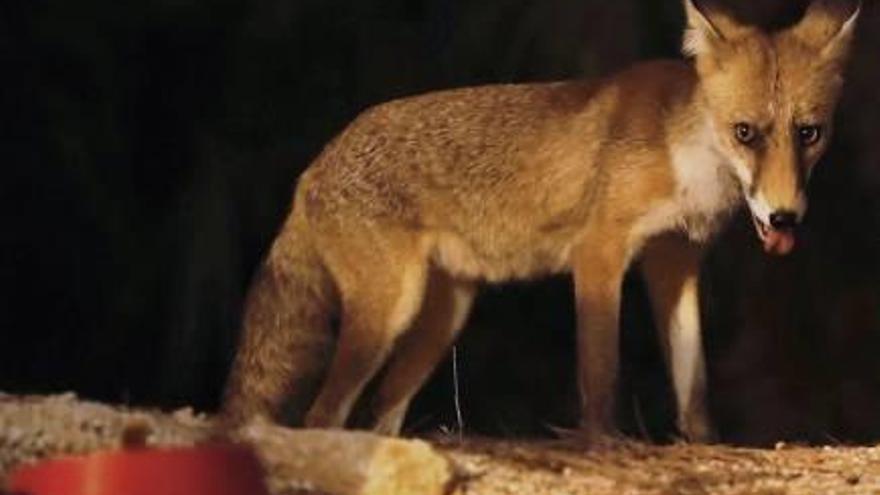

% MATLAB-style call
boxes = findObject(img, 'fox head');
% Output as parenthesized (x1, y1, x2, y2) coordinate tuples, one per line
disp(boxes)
(683, 0, 860, 255)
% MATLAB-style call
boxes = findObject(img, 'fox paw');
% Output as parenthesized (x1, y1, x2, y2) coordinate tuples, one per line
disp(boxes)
(679, 413, 718, 444)
(551, 425, 632, 451)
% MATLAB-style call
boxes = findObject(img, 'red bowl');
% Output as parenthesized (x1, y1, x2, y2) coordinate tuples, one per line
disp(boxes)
(7, 443, 270, 495)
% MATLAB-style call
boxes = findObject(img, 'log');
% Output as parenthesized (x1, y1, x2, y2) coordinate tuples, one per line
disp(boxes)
(0, 393, 455, 495)
(238, 420, 455, 495)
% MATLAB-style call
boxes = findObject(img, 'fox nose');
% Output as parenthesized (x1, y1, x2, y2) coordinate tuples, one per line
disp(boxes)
(769, 210, 798, 230)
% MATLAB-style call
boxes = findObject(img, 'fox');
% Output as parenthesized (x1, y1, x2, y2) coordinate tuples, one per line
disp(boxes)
(222, 0, 860, 445)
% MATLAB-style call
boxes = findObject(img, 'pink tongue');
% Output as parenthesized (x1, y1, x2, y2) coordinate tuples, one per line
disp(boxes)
(763, 229, 795, 255)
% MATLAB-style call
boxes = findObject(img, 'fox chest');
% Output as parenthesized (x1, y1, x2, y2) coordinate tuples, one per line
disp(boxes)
(632, 141, 742, 245)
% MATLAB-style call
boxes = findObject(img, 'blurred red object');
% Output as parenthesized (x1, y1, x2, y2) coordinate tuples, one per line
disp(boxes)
(6, 443, 269, 495)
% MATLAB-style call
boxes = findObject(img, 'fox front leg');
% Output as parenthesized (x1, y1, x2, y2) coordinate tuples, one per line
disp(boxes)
(570, 232, 630, 447)
(641, 234, 715, 442)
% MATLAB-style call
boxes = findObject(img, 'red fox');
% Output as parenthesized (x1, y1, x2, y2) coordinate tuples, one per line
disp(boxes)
(222, 0, 859, 444)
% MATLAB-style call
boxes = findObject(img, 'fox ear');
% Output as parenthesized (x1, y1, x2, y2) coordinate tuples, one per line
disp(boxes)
(682, 0, 748, 57)
(789, 0, 860, 63)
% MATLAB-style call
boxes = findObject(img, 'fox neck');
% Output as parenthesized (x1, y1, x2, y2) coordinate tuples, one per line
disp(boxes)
(666, 104, 743, 242)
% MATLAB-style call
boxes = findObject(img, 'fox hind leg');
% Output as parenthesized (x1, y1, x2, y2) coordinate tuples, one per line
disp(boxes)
(304, 235, 429, 430)
(372, 269, 476, 435)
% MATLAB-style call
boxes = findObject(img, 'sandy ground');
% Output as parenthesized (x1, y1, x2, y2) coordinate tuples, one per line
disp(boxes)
(3, 394, 880, 495)
(437, 438, 880, 495)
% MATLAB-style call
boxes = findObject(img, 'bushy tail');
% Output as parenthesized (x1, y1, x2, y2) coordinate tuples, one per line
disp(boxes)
(222, 212, 337, 425)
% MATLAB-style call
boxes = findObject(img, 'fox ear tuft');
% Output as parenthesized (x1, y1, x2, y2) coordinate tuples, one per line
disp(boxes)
(682, 0, 721, 57)
(789, 0, 860, 63)
(681, 0, 747, 58)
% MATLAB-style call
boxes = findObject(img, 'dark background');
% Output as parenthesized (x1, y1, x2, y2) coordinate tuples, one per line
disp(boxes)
(2, 0, 879, 446)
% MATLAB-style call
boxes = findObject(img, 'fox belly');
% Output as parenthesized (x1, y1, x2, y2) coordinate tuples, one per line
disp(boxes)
(428, 227, 578, 283)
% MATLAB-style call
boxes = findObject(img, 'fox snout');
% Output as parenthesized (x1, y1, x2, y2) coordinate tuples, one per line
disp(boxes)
(746, 191, 806, 256)
(738, 137, 810, 256)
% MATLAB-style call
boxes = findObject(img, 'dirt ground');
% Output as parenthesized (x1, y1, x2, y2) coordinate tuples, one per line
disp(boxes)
(435, 438, 880, 495)
(3, 394, 880, 495)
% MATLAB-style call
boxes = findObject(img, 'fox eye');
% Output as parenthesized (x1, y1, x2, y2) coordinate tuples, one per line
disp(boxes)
(733, 122, 757, 145)
(798, 125, 822, 147)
